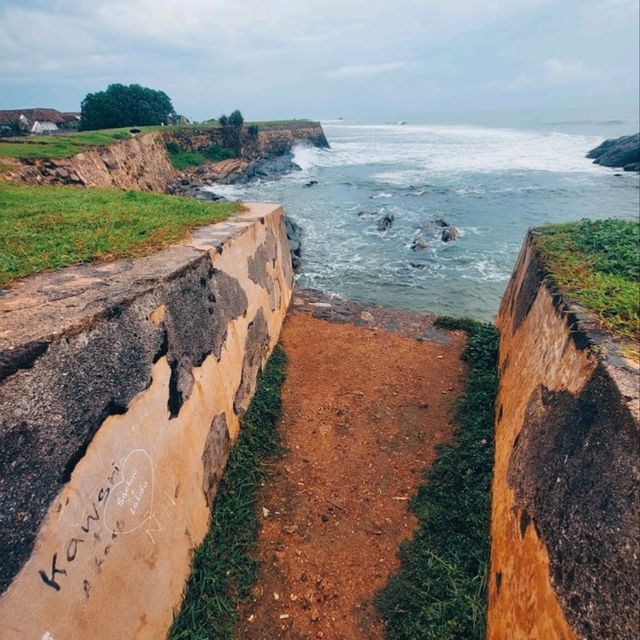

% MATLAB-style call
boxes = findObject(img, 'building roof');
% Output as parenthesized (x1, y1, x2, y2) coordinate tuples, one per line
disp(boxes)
(0, 109, 68, 124)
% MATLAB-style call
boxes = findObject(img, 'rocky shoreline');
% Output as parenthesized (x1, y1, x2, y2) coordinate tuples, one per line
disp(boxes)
(587, 132, 639, 172)
(168, 150, 304, 199)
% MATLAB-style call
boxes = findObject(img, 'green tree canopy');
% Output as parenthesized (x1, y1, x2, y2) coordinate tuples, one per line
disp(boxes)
(80, 84, 175, 131)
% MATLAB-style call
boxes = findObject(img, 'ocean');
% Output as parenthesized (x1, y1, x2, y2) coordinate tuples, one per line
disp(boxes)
(208, 122, 639, 321)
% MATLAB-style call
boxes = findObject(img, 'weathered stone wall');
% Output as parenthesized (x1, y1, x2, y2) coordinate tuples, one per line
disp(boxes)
(0, 203, 293, 640)
(487, 232, 640, 640)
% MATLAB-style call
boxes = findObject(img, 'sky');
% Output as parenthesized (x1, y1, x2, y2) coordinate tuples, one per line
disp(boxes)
(0, 0, 638, 125)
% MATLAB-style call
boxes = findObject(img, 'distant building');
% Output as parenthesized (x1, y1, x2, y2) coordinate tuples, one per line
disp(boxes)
(0, 108, 81, 135)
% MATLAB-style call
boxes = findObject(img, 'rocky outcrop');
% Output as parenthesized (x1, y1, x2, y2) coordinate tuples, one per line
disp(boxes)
(285, 217, 303, 270)
(487, 231, 639, 640)
(2, 132, 176, 190)
(587, 133, 639, 171)
(0, 204, 293, 640)
(164, 120, 329, 162)
(2, 121, 329, 190)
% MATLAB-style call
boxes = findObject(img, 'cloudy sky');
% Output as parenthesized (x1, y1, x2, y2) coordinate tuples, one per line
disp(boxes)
(0, 0, 638, 124)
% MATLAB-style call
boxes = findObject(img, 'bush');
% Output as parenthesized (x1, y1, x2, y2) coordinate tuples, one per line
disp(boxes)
(165, 141, 235, 169)
(202, 144, 235, 162)
(80, 83, 175, 131)
(247, 124, 259, 138)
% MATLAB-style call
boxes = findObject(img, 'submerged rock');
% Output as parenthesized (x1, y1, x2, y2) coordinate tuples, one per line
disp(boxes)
(587, 133, 639, 172)
(303, 180, 318, 188)
(411, 236, 429, 251)
(441, 226, 461, 242)
(376, 212, 394, 231)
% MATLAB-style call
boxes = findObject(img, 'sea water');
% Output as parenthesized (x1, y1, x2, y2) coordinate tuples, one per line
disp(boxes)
(207, 122, 639, 321)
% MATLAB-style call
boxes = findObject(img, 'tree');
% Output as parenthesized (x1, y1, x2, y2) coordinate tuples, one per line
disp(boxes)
(228, 110, 244, 129)
(80, 84, 175, 131)
(247, 124, 259, 138)
(0, 119, 27, 138)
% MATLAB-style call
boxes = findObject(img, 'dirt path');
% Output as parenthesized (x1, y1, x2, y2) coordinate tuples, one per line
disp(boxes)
(238, 293, 466, 640)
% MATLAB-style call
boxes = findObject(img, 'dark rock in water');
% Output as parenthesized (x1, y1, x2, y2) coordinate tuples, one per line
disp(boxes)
(231, 152, 302, 184)
(303, 180, 318, 188)
(411, 236, 429, 251)
(409, 261, 427, 269)
(195, 191, 227, 202)
(357, 210, 378, 217)
(441, 226, 461, 242)
(180, 178, 191, 186)
(587, 133, 639, 171)
(434, 218, 449, 227)
(285, 216, 303, 271)
(376, 212, 394, 231)
(614, 173, 623, 177)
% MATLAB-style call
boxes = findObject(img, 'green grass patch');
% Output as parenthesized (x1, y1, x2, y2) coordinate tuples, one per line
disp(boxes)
(165, 141, 236, 169)
(0, 182, 239, 286)
(0, 127, 159, 159)
(533, 219, 639, 341)
(169, 346, 287, 640)
(376, 318, 499, 640)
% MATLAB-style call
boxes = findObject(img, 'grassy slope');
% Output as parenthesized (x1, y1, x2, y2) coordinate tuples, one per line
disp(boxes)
(534, 219, 639, 341)
(170, 346, 287, 640)
(0, 182, 239, 286)
(0, 127, 162, 159)
(377, 318, 499, 640)
(0, 120, 313, 160)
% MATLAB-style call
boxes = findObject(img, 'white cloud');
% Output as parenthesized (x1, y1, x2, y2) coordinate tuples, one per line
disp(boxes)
(543, 58, 592, 84)
(0, 0, 554, 80)
(487, 58, 629, 93)
(326, 61, 408, 80)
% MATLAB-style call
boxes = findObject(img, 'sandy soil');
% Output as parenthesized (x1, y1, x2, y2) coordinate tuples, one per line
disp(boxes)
(238, 309, 466, 640)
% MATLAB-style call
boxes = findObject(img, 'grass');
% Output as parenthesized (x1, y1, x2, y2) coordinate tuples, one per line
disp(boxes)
(533, 219, 639, 342)
(0, 127, 160, 159)
(0, 182, 240, 286)
(170, 346, 287, 640)
(376, 317, 499, 640)
(165, 141, 236, 170)
(0, 120, 316, 160)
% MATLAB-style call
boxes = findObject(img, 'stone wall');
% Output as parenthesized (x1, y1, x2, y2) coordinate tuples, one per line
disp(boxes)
(0, 203, 293, 640)
(487, 232, 639, 639)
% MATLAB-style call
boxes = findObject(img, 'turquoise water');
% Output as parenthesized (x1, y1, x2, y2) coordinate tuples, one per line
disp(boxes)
(209, 123, 639, 321)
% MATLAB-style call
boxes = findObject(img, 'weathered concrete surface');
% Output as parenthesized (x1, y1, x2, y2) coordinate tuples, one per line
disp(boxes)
(0, 203, 293, 640)
(488, 232, 640, 640)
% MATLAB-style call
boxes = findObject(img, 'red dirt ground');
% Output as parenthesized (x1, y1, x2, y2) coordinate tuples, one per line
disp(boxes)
(237, 311, 466, 640)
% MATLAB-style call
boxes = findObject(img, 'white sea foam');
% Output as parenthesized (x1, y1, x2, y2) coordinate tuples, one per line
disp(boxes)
(315, 123, 609, 176)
